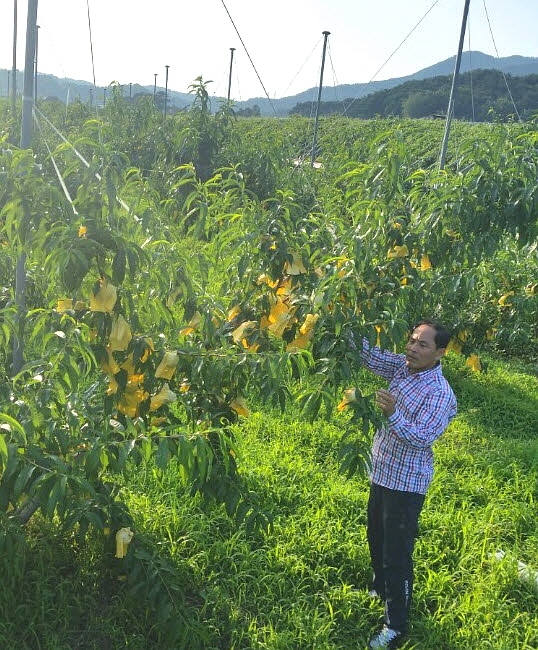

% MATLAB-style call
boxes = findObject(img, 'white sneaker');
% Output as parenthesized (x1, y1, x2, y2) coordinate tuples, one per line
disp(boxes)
(368, 625, 402, 648)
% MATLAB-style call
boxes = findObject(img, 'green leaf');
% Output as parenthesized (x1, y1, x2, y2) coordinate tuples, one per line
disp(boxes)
(44, 475, 67, 520)
(0, 414, 27, 445)
(0, 435, 8, 470)
(13, 463, 38, 500)
(111, 248, 127, 285)
(155, 438, 170, 470)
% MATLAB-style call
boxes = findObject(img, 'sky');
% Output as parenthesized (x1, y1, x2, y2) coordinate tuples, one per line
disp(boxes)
(1, 0, 537, 101)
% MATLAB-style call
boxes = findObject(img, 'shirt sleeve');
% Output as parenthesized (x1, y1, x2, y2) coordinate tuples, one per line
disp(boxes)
(360, 337, 404, 381)
(388, 387, 457, 449)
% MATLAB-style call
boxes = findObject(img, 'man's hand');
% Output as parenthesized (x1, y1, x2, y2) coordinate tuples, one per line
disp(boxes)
(376, 389, 396, 417)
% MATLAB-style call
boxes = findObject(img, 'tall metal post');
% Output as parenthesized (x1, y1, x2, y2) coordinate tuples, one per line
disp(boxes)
(227, 48, 236, 103)
(13, 0, 38, 376)
(439, 0, 471, 170)
(310, 31, 330, 167)
(164, 65, 169, 116)
(153, 73, 157, 105)
(12, 0, 18, 114)
(20, 0, 37, 149)
(34, 24, 39, 104)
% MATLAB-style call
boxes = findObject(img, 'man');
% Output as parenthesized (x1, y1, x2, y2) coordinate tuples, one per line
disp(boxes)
(359, 319, 457, 649)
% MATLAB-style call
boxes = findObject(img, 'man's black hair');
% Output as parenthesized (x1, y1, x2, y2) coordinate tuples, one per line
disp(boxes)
(413, 319, 451, 349)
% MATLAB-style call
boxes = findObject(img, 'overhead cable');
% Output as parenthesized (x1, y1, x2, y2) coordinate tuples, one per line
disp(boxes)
(481, 0, 521, 121)
(220, 0, 278, 116)
(33, 109, 78, 214)
(34, 105, 137, 217)
(86, 0, 97, 88)
(341, 0, 441, 115)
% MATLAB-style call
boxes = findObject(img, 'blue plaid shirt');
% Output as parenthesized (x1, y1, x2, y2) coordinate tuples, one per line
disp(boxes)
(360, 339, 457, 494)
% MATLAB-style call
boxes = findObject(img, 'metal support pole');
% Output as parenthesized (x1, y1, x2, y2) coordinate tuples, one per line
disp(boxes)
(34, 24, 39, 104)
(11, 0, 18, 114)
(164, 65, 169, 116)
(153, 73, 157, 106)
(227, 48, 235, 103)
(439, 0, 471, 170)
(20, 0, 37, 149)
(311, 30, 330, 167)
(13, 0, 38, 376)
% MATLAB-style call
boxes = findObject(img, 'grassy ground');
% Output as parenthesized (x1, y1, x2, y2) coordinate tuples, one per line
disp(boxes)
(0, 353, 537, 649)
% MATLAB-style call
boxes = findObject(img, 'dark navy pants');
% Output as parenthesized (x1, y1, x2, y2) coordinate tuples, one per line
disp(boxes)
(367, 482, 425, 633)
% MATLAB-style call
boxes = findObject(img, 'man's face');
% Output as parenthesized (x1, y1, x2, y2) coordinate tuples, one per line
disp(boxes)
(405, 324, 445, 374)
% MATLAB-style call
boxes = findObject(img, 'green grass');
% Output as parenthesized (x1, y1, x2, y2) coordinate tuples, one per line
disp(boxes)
(1, 353, 537, 649)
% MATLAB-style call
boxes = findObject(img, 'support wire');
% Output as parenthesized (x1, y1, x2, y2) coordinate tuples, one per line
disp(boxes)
(220, 0, 278, 116)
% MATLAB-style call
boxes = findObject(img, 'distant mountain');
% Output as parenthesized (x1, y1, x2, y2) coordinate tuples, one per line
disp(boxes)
(290, 67, 538, 122)
(1, 51, 538, 117)
(408, 52, 538, 80)
(0, 72, 195, 110)
(240, 52, 538, 116)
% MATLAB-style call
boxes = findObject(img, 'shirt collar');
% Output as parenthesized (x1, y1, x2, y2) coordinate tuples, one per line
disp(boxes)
(408, 360, 442, 379)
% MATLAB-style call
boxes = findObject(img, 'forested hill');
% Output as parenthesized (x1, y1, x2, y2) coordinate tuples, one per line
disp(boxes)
(289, 69, 538, 121)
